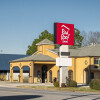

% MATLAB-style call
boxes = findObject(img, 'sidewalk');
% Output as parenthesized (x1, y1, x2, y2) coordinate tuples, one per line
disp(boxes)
(0, 81, 89, 88)
(0, 81, 54, 88)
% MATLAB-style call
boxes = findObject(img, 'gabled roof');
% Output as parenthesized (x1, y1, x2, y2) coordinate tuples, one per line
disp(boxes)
(36, 39, 54, 45)
(10, 44, 100, 63)
(0, 54, 28, 70)
(10, 54, 55, 62)
(48, 49, 80, 57)
(75, 44, 100, 57)
(48, 44, 100, 57)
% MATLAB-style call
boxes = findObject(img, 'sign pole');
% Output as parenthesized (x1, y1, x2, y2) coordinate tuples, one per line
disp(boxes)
(59, 45, 69, 87)
(54, 22, 74, 87)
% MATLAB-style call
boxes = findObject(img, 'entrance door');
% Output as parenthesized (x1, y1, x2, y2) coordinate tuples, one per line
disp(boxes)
(42, 65, 47, 83)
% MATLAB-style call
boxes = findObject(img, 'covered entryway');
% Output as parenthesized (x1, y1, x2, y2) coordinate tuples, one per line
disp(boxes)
(84, 65, 100, 84)
(34, 63, 57, 83)
(42, 65, 47, 83)
(22, 66, 30, 83)
(10, 62, 34, 83)
(10, 53, 57, 84)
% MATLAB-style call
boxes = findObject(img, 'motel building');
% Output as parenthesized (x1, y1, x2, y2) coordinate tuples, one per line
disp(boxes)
(10, 39, 100, 84)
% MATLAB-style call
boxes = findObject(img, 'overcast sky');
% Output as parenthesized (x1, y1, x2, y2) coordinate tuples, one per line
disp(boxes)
(0, 0, 100, 54)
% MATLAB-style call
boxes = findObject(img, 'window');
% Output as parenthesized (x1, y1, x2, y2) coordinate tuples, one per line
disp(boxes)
(49, 70, 52, 82)
(68, 70, 73, 80)
(57, 70, 60, 81)
(94, 58, 99, 64)
(90, 72, 94, 79)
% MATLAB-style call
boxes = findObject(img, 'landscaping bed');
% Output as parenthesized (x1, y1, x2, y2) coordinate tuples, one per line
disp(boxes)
(17, 85, 100, 93)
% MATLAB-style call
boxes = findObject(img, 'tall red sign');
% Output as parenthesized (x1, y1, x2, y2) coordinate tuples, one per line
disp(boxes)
(54, 23, 74, 45)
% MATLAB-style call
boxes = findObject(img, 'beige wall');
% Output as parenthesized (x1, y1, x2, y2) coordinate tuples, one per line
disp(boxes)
(68, 57, 100, 84)
(37, 45, 55, 55)
(47, 64, 59, 82)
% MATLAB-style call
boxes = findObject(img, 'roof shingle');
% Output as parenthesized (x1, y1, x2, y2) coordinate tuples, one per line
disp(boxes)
(49, 44, 100, 57)
(36, 39, 54, 45)
(10, 54, 55, 62)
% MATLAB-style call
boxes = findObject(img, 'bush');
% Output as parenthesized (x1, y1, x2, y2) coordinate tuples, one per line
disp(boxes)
(89, 79, 100, 90)
(69, 80, 77, 87)
(61, 83, 66, 88)
(53, 81, 59, 87)
(66, 77, 70, 87)
(89, 79, 94, 89)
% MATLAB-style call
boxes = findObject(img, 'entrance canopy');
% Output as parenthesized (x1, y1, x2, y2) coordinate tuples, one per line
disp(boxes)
(10, 54, 56, 83)
(10, 54, 55, 62)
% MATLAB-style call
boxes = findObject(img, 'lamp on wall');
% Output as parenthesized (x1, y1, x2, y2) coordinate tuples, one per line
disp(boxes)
(84, 60, 88, 65)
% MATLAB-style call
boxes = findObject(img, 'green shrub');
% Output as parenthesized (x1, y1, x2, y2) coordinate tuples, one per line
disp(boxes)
(89, 79, 100, 90)
(53, 81, 59, 87)
(66, 77, 70, 87)
(89, 79, 94, 89)
(61, 83, 66, 88)
(69, 80, 77, 87)
(1, 78, 4, 81)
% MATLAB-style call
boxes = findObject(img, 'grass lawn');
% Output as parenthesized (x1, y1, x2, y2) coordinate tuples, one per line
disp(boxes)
(17, 86, 100, 93)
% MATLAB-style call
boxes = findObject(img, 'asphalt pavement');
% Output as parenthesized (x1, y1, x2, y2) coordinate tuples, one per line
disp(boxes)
(0, 87, 100, 100)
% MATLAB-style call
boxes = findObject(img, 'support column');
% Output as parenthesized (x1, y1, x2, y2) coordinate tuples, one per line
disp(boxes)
(10, 67, 13, 83)
(20, 68, 23, 83)
(29, 62, 34, 83)
(59, 45, 70, 87)
(60, 66, 68, 85)
(83, 70, 86, 84)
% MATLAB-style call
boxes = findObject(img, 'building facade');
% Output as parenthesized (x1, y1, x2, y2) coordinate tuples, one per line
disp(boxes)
(10, 39, 100, 84)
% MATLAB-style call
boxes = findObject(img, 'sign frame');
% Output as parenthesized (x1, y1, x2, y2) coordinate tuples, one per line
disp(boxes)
(54, 22, 74, 45)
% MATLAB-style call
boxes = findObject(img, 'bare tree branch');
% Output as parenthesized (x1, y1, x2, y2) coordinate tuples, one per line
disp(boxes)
(82, 31, 100, 46)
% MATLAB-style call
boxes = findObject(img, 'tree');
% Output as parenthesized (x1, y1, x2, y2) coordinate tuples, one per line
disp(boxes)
(81, 31, 88, 46)
(82, 31, 100, 46)
(26, 30, 54, 55)
(88, 31, 100, 44)
(74, 28, 83, 47)
(26, 29, 83, 55)
(69, 28, 83, 49)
